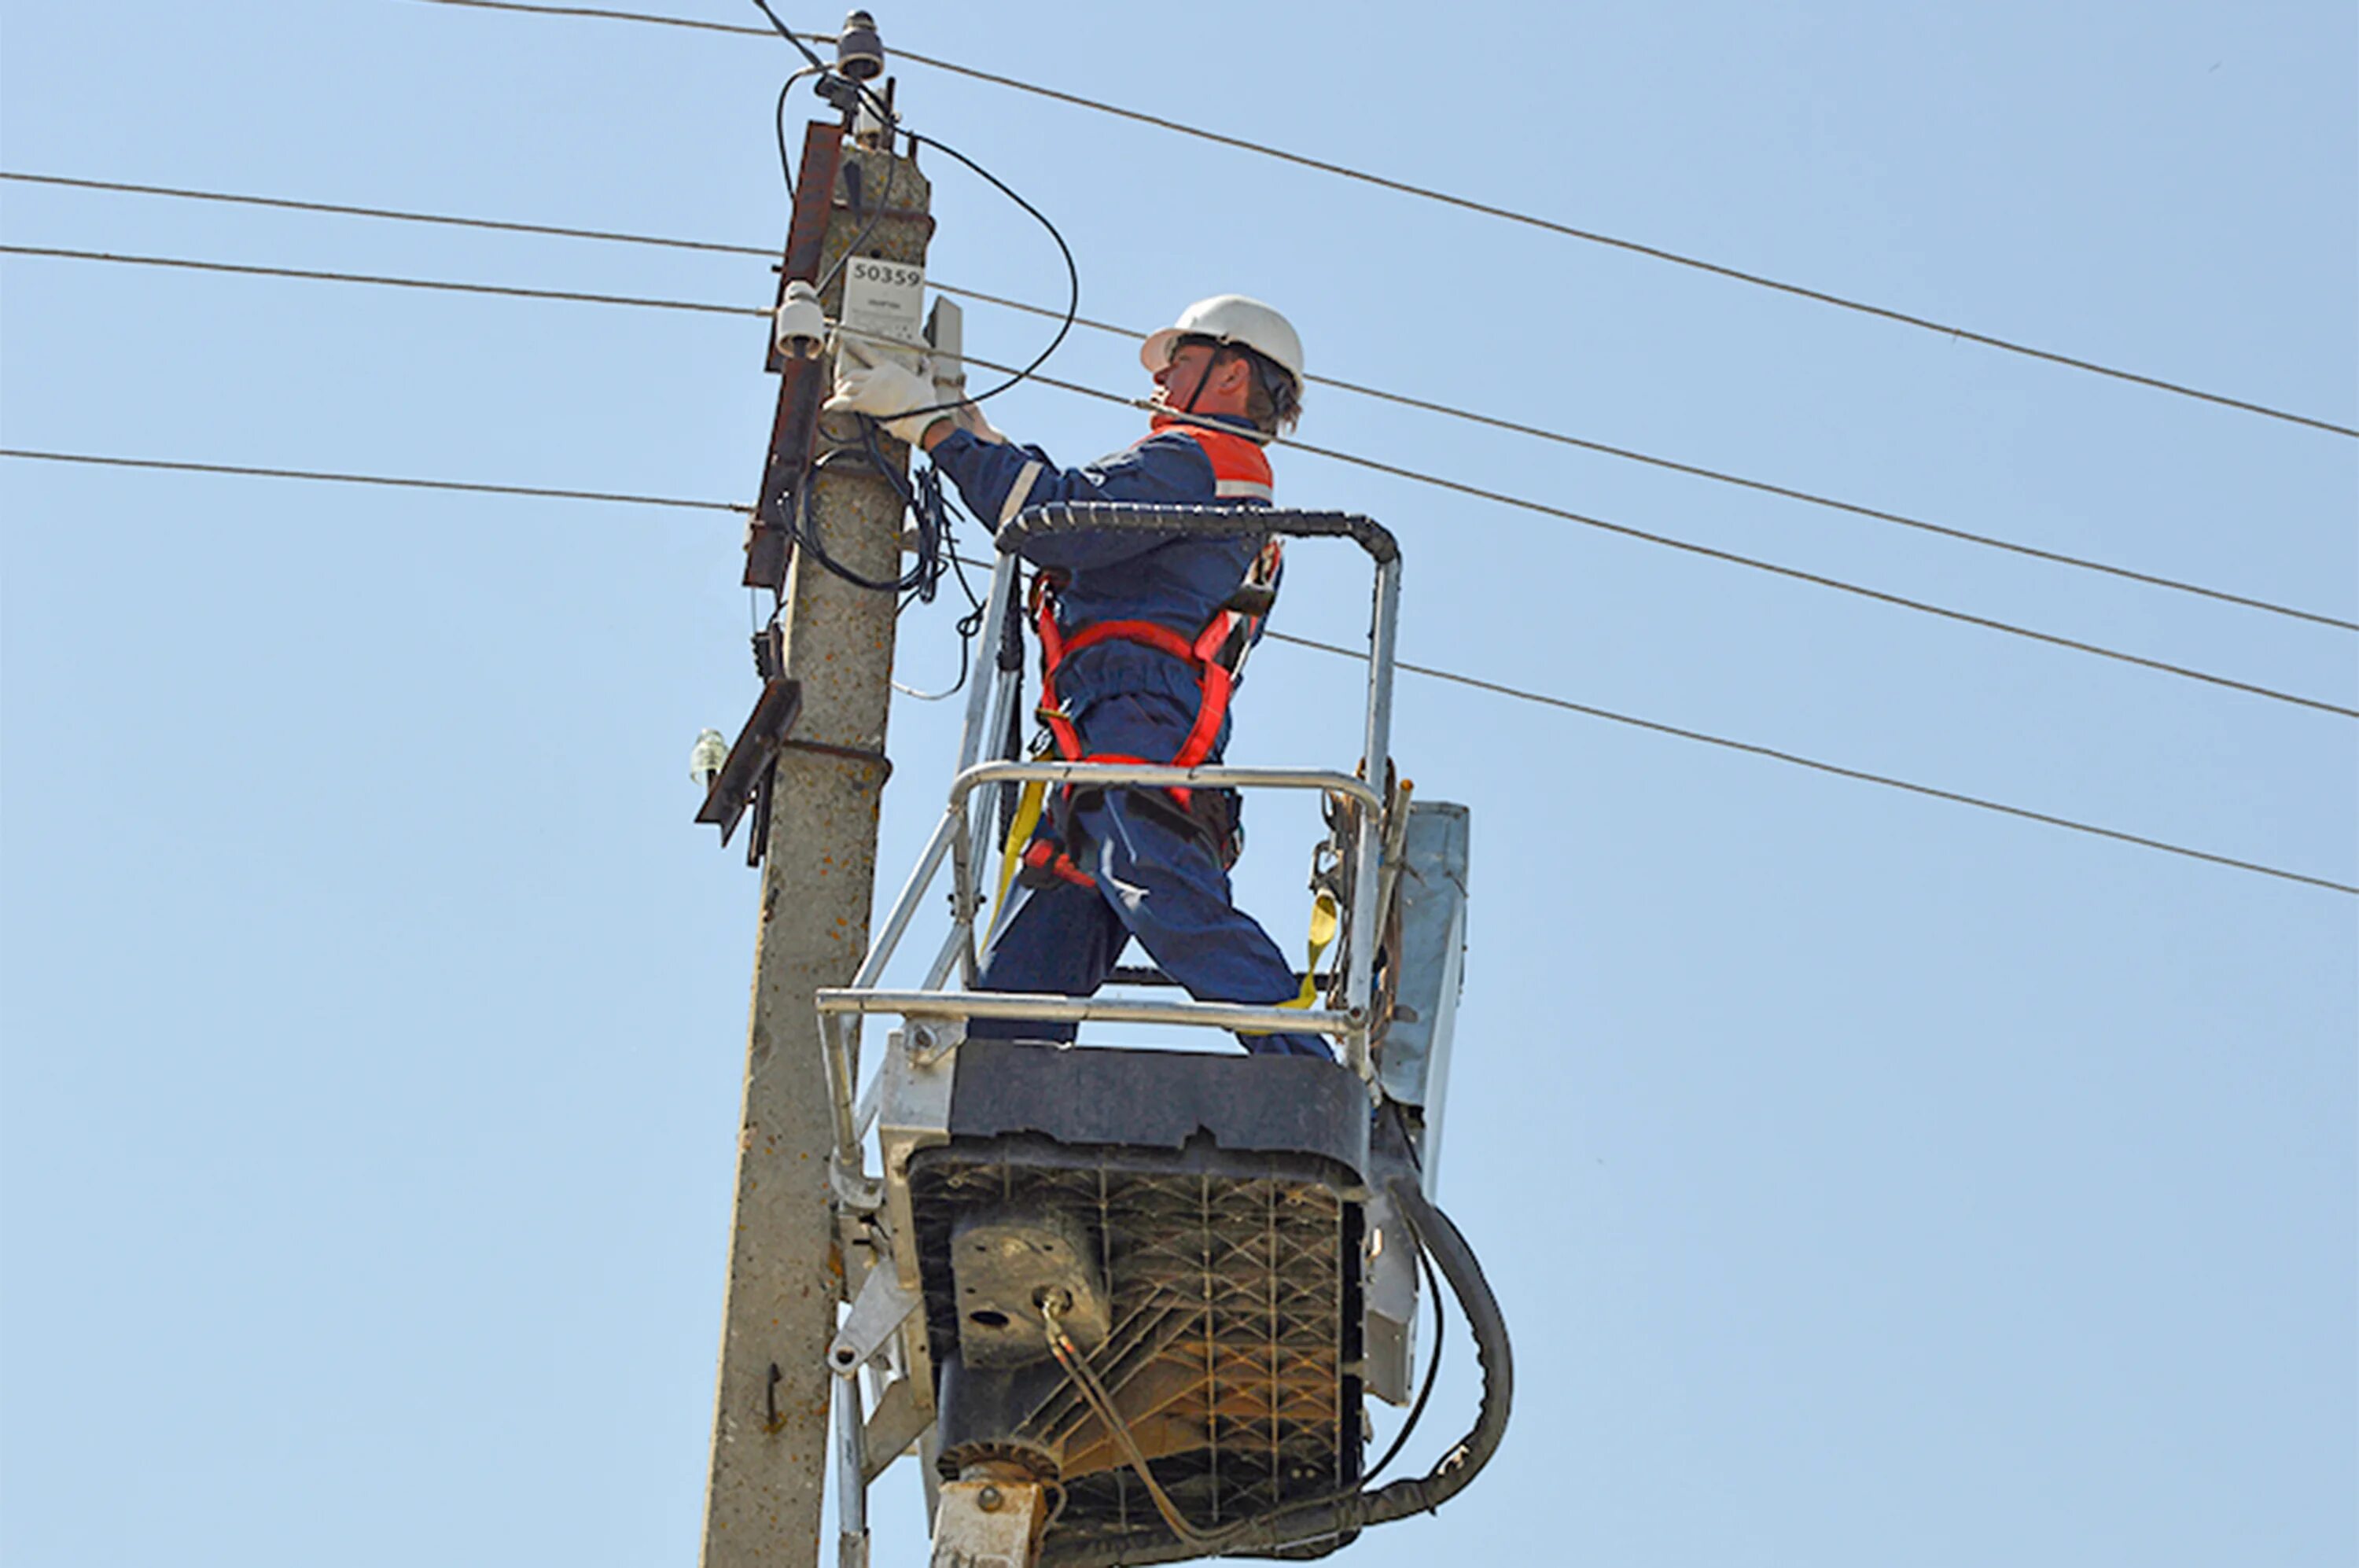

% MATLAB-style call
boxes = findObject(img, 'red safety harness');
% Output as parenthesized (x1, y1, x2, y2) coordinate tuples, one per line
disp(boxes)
(1018, 422, 1282, 892)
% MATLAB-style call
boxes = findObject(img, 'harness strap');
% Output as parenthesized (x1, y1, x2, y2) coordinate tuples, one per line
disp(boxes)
(1007, 432, 1280, 894)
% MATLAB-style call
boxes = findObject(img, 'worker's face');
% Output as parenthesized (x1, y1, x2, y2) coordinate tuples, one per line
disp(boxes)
(1154, 342, 1249, 414)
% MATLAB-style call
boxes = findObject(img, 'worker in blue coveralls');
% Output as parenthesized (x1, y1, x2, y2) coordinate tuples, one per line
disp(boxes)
(827, 294, 1330, 1059)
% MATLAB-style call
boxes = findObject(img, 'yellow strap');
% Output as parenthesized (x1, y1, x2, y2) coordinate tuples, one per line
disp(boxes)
(1279, 889, 1340, 1009)
(988, 777, 1050, 937)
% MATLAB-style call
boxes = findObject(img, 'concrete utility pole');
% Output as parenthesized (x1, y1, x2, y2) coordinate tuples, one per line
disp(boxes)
(701, 78, 933, 1568)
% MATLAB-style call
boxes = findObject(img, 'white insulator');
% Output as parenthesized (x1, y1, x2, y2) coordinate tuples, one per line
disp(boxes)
(690, 727, 729, 790)
(773, 280, 826, 361)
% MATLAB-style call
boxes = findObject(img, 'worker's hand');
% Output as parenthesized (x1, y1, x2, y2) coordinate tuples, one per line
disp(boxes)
(952, 402, 1007, 444)
(944, 383, 1007, 445)
(826, 357, 945, 447)
(929, 363, 1007, 446)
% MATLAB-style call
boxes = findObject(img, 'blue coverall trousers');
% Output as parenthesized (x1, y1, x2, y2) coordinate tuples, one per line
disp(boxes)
(970, 693, 1331, 1060)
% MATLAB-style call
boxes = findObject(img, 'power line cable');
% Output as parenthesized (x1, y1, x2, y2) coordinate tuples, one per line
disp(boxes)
(0, 242, 765, 317)
(8, 240, 2347, 719)
(9, 170, 2346, 632)
(412, 0, 768, 37)
(8, 444, 2346, 896)
(955, 287, 2359, 633)
(992, 363, 2359, 720)
(402, 0, 2359, 440)
(0, 169, 778, 256)
(945, 537, 2359, 898)
(1257, 627, 2359, 896)
(0, 447, 743, 510)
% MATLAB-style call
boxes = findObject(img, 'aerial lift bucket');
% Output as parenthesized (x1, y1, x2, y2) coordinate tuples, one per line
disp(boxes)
(811, 506, 1508, 1567)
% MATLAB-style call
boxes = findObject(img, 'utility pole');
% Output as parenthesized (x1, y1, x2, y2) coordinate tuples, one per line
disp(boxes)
(701, 31, 933, 1566)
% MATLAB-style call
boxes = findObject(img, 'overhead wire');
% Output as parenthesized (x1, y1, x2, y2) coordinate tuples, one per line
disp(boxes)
(411, 0, 770, 38)
(6, 241, 2346, 720)
(6, 444, 2349, 897)
(1255, 623, 2357, 896)
(0, 169, 780, 258)
(8, 171, 2344, 633)
(948, 532, 2359, 896)
(402, 0, 2359, 440)
(927, 282, 2359, 633)
(970, 359, 2359, 722)
(0, 242, 764, 318)
(0, 447, 743, 510)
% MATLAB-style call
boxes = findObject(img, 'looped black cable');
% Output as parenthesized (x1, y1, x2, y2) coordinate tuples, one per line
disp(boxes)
(787, 417, 1002, 703)
(880, 129, 1078, 422)
(746, 1, 1077, 422)
(782, 427, 942, 597)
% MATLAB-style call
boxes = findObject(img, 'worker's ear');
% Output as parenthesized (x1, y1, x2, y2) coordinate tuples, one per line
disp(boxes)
(1214, 352, 1255, 398)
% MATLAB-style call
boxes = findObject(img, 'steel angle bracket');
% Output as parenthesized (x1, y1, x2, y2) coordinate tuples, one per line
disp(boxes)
(874, 1023, 959, 1292)
(830, 1249, 937, 1486)
(744, 120, 845, 590)
(694, 676, 804, 850)
(830, 1262, 920, 1378)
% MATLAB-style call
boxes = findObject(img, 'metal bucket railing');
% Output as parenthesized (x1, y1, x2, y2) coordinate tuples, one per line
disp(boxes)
(815, 503, 1403, 1183)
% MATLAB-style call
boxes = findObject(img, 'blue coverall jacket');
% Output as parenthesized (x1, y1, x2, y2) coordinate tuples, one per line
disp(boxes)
(928, 414, 1329, 1058)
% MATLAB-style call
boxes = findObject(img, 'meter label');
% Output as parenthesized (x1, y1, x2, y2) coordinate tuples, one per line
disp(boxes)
(841, 257, 926, 356)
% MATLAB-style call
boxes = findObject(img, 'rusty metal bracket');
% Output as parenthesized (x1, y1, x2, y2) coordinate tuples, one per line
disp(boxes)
(695, 676, 805, 848)
(745, 119, 848, 590)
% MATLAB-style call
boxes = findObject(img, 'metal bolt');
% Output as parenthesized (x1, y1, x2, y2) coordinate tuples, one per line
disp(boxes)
(977, 1485, 1003, 1513)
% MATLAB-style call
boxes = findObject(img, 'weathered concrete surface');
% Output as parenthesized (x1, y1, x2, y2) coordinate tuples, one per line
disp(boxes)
(701, 138, 932, 1568)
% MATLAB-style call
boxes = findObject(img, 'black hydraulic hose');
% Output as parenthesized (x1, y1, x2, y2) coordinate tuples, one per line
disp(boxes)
(1053, 1173, 1513, 1566)
(1342, 1177, 1515, 1524)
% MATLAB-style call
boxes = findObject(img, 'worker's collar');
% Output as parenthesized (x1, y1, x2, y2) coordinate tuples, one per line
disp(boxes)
(1147, 409, 1270, 445)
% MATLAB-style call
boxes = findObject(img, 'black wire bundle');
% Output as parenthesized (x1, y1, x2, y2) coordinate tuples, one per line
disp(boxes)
(787, 421, 946, 598)
(776, 415, 998, 701)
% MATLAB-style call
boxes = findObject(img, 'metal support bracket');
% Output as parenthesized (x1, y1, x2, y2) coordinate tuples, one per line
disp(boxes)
(860, 1378, 933, 1485)
(694, 676, 804, 848)
(876, 1025, 959, 1290)
(830, 1261, 921, 1378)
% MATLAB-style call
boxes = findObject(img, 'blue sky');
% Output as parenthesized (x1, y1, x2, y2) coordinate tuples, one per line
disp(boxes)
(3, 2, 2352, 1564)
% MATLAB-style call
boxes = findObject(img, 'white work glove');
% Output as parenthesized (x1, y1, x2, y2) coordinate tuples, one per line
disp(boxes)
(826, 356, 945, 447)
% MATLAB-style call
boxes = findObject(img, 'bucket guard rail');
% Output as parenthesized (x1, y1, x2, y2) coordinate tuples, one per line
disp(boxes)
(815, 503, 1404, 1188)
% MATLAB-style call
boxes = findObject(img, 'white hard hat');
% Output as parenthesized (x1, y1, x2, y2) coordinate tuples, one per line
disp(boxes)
(1139, 295, 1305, 392)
